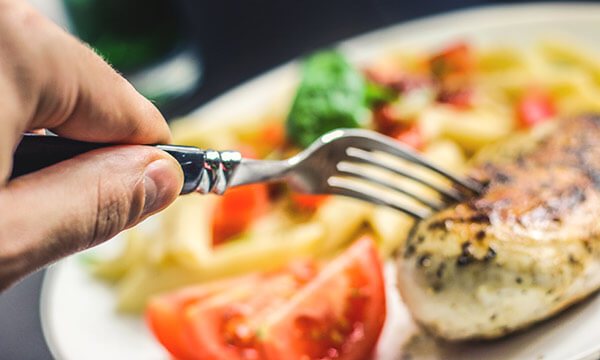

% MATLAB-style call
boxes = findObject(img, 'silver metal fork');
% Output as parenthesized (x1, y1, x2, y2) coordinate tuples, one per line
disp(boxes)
(12, 129, 482, 219)
(228, 129, 482, 219)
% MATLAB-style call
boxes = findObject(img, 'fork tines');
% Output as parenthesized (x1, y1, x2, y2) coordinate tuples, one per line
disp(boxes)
(326, 130, 482, 220)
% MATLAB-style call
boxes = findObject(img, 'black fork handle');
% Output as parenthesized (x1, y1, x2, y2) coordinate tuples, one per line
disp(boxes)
(10, 134, 205, 194)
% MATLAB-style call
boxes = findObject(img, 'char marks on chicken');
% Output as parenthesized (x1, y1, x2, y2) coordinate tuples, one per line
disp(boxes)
(397, 115, 600, 340)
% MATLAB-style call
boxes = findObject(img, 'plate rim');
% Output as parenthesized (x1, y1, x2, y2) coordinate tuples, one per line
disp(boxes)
(40, 3, 600, 359)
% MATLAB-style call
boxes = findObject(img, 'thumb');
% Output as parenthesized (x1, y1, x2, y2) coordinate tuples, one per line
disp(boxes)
(0, 145, 183, 289)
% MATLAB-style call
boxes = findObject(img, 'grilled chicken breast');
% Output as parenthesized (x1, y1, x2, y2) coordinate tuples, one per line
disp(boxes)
(397, 115, 600, 340)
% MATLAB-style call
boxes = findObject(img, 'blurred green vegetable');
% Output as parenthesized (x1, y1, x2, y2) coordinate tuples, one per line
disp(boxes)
(287, 51, 392, 148)
(365, 81, 396, 107)
(64, 0, 182, 73)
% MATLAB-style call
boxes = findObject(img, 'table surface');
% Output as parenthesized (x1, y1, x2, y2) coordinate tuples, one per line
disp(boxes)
(1, 0, 565, 358)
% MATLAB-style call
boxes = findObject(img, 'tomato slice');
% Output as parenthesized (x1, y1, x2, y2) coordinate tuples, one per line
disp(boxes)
(183, 266, 316, 360)
(290, 192, 330, 211)
(516, 88, 556, 128)
(146, 274, 260, 360)
(259, 238, 386, 360)
(147, 239, 386, 360)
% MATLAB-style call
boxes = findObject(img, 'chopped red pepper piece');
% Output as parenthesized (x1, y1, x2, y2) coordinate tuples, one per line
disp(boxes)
(516, 88, 556, 128)
(290, 193, 330, 211)
(391, 123, 425, 150)
(430, 42, 475, 80)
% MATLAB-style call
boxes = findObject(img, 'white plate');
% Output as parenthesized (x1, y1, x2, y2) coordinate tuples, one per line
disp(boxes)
(41, 3, 600, 359)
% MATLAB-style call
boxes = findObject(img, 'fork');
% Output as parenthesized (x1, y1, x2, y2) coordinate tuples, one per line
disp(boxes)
(11, 129, 482, 219)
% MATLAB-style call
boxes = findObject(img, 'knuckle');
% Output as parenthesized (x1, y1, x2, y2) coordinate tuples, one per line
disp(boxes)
(90, 163, 145, 246)
(91, 176, 130, 245)
(0, 2, 46, 49)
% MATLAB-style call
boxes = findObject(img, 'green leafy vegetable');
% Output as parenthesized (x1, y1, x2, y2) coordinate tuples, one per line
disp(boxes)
(287, 51, 390, 148)
(365, 81, 396, 107)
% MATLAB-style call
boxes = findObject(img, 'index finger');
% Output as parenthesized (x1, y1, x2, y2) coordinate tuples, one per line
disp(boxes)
(0, 1, 171, 145)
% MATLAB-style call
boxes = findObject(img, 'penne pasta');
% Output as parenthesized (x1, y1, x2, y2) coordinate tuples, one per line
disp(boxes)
(92, 40, 600, 312)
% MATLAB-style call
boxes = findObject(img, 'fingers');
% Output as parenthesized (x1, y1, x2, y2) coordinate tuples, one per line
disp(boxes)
(0, 1, 172, 183)
(0, 1, 171, 143)
(38, 31, 172, 145)
(0, 1, 183, 289)
(0, 146, 183, 290)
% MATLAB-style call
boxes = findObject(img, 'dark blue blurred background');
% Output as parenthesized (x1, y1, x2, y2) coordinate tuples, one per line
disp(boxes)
(177, 0, 553, 116)
(0, 0, 581, 359)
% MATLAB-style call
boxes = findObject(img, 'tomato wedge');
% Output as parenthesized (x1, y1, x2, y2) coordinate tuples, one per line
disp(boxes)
(146, 274, 260, 360)
(260, 238, 386, 360)
(146, 238, 386, 360)
(184, 266, 316, 360)
(516, 88, 556, 128)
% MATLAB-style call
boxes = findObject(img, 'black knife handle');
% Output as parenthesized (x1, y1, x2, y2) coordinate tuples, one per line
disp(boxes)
(10, 134, 205, 194)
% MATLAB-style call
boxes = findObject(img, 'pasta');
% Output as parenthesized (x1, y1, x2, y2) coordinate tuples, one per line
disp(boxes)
(91, 39, 600, 312)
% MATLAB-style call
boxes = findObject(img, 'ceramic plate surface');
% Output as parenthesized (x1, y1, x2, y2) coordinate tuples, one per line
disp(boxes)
(42, 4, 600, 359)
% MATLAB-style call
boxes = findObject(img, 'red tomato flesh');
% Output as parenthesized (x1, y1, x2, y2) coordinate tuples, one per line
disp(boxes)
(146, 274, 260, 360)
(429, 41, 475, 79)
(260, 123, 286, 150)
(290, 192, 330, 211)
(211, 183, 270, 246)
(516, 88, 556, 128)
(260, 237, 386, 360)
(212, 146, 271, 246)
(373, 105, 424, 150)
(146, 238, 386, 360)
(183, 271, 307, 360)
(391, 123, 425, 150)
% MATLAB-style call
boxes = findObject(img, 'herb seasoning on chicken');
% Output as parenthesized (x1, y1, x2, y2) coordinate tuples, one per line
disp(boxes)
(397, 115, 600, 340)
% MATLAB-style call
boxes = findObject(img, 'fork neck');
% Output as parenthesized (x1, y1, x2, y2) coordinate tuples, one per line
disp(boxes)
(228, 158, 290, 187)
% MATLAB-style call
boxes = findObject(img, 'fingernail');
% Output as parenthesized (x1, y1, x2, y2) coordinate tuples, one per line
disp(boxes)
(143, 159, 180, 215)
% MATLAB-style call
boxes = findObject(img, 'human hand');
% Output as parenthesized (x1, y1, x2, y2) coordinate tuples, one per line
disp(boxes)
(0, 1, 183, 290)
